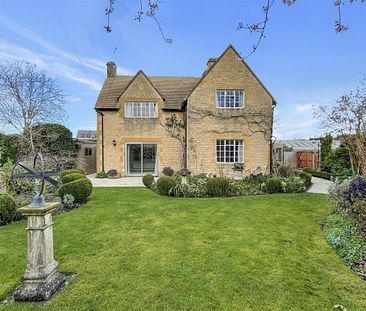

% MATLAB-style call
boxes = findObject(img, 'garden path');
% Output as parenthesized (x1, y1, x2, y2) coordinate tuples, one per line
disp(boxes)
(307, 177, 332, 194)
(87, 175, 144, 187)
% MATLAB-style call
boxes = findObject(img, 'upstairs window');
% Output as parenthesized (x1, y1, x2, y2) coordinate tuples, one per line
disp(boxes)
(216, 140, 244, 163)
(125, 102, 158, 118)
(216, 90, 244, 108)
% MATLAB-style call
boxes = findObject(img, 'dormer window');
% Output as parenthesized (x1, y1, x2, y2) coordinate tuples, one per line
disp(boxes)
(125, 102, 158, 118)
(216, 90, 244, 108)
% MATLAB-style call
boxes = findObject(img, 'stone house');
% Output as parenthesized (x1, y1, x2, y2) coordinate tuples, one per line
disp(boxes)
(75, 130, 97, 175)
(94, 45, 276, 177)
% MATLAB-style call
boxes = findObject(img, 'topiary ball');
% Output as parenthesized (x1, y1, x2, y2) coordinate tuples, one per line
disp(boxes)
(142, 174, 155, 189)
(61, 169, 85, 179)
(156, 176, 177, 196)
(58, 178, 93, 204)
(61, 173, 86, 184)
(0, 193, 17, 226)
(206, 177, 230, 197)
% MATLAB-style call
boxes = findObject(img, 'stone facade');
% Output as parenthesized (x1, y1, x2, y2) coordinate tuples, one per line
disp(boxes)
(97, 72, 184, 175)
(187, 47, 273, 177)
(96, 45, 275, 177)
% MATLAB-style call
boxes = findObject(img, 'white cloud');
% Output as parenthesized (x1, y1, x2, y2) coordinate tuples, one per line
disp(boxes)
(0, 41, 102, 91)
(295, 103, 315, 113)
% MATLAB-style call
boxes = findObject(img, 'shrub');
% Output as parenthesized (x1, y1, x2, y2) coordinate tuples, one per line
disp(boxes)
(142, 174, 155, 189)
(61, 173, 86, 184)
(169, 183, 189, 197)
(162, 167, 174, 176)
(343, 177, 366, 203)
(262, 177, 282, 194)
(303, 168, 332, 180)
(156, 176, 177, 196)
(0, 193, 17, 226)
(228, 180, 261, 196)
(206, 177, 230, 197)
(323, 213, 366, 271)
(61, 169, 85, 178)
(299, 171, 312, 188)
(282, 177, 305, 193)
(60, 194, 79, 211)
(96, 171, 108, 178)
(58, 178, 93, 203)
(277, 164, 295, 177)
(243, 173, 268, 185)
(107, 169, 118, 177)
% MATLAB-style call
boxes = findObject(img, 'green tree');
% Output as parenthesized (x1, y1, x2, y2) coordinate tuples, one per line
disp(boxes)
(320, 134, 333, 171)
(0, 133, 18, 166)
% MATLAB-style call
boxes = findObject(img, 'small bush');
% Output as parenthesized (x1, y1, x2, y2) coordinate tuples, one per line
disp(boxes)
(244, 173, 268, 185)
(206, 177, 230, 197)
(58, 178, 93, 203)
(299, 171, 312, 188)
(262, 177, 282, 194)
(277, 164, 295, 177)
(60, 194, 79, 211)
(61, 173, 86, 184)
(228, 180, 261, 196)
(343, 177, 366, 203)
(282, 177, 305, 193)
(303, 168, 332, 180)
(162, 167, 174, 176)
(96, 171, 108, 178)
(61, 169, 85, 178)
(142, 174, 155, 189)
(156, 176, 177, 196)
(0, 193, 17, 226)
(107, 169, 118, 177)
(169, 183, 189, 197)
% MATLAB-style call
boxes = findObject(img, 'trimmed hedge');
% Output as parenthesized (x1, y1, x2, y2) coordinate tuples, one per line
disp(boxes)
(299, 171, 312, 188)
(303, 168, 332, 180)
(206, 177, 230, 197)
(0, 193, 17, 226)
(58, 178, 93, 204)
(61, 173, 86, 184)
(142, 174, 155, 189)
(61, 169, 85, 178)
(156, 176, 177, 196)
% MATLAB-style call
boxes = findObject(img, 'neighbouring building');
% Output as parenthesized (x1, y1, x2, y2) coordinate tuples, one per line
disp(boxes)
(94, 45, 276, 177)
(273, 139, 321, 169)
(75, 130, 97, 175)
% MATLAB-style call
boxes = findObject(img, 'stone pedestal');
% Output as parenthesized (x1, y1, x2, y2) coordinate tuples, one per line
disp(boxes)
(14, 203, 65, 302)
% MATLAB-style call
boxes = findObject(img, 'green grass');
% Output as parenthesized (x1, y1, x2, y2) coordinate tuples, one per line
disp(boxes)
(1, 189, 366, 310)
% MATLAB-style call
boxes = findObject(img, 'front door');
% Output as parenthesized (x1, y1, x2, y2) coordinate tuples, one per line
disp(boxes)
(126, 143, 157, 176)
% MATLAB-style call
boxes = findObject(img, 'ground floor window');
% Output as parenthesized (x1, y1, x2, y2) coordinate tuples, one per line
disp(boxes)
(84, 147, 93, 156)
(126, 143, 157, 175)
(216, 140, 244, 163)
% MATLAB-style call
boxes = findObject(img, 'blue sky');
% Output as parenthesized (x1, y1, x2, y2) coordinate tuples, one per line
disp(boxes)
(0, 0, 365, 139)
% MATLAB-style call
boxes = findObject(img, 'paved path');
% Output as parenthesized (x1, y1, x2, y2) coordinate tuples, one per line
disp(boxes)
(307, 176, 333, 194)
(87, 175, 144, 187)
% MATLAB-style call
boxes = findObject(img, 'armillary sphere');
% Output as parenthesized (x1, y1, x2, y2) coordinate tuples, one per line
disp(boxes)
(12, 153, 61, 208)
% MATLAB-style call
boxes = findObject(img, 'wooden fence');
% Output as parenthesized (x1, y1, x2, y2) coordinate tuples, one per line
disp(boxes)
(297, 151, 320, 169)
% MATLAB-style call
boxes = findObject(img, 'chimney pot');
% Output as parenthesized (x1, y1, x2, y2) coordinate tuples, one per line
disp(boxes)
(207, 58, 217, 70)
(106, 61, 117, 78)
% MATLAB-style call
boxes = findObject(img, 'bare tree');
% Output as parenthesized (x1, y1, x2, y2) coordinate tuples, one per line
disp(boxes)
(316, 78, 366, 176)
(104, 0, 364, 56)
(0, 61, 66, 153)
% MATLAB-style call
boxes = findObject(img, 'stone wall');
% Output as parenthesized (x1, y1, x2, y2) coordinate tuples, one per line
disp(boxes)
(96, 72, 184, 175)
(187, 47, 273, 177)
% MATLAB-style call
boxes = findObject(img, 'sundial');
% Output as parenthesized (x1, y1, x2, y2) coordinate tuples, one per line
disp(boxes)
(12, 153, 61, 208)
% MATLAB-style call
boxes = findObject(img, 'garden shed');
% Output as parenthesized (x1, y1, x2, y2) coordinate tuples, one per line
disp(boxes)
(273, 139, 320, 169)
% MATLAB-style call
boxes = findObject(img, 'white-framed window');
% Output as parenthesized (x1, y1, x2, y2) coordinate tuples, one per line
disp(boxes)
(125, 102, 158, 118)
(216, 140, 244, 163)
(216, 90, 244, 108)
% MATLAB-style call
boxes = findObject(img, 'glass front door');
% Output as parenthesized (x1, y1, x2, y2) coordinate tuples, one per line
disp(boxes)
(127, 143, 157, 175)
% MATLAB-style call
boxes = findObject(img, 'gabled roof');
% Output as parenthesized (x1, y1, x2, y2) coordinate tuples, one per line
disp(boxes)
(95, 74, 200, 111)
(94, 44, 276, 110)
(187, 44, 277, 105)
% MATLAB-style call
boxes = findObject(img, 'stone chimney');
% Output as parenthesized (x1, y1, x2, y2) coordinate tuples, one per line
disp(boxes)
(207, 58, 217, 70)
(106, 61, 117, 78)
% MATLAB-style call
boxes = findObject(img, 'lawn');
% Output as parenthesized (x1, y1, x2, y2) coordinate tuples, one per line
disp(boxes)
(1, 189, 366, 310)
